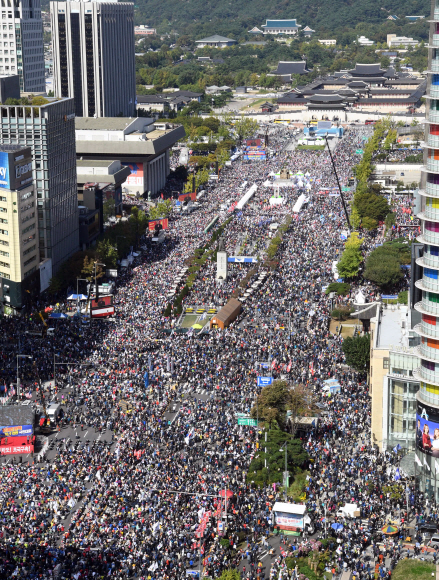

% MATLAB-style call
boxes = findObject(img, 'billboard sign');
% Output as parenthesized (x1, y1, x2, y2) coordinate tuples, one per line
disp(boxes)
(0, 444, 34, 455)
(273, 510, 304, 529)
(257, 376, 273, 386)
(178, 192, 196, 202)
(148, 218, 169, 231)
(0, 151, 10, 189)
(417, 401, 439, 456)
(122, 162, 144, 188)
(244, 138, 262, 147)
(0, 424, 33, 437)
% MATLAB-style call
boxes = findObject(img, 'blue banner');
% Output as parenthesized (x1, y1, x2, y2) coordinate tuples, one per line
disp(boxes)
(0, 424, 33, 437)
(257, 377, 273, 387)
(382, 295, 398, 300)
(228, 257, 258, 263)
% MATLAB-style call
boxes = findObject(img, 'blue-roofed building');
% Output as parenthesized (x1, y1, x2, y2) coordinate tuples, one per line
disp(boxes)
(405, 15, 425, 21)
(261, 19, 301, 35)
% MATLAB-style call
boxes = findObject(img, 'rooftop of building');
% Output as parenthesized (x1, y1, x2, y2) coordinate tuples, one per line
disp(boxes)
(0, 144, 29, 153)
(273, 61, 309, 75)
(375, 304, 410, 350)
(75, 118, 143, 131)
(195, 35, 236, 43)
(263, 19, 300, 28)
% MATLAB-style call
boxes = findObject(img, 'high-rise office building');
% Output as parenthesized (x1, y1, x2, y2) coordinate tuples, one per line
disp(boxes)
(0, 0, 45, 92)
(413, 0, 439, 500)
(0, 145, 39, 313)
(0, 97, 79, 275)
(50, 0, 136, 118)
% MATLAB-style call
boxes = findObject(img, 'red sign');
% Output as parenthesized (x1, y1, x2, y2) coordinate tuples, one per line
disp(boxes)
(148, 218, 169, 231)
(178, 192, 196, 202)
(0, 444, 34, 455)
(91, 295, 113, 309)
(91, 306, 115, 318)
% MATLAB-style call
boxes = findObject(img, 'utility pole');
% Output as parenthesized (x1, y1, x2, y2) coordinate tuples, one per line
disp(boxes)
(325, 136, 351, 231)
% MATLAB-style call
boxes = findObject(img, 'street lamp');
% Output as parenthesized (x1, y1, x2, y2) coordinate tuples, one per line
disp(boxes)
(76, 278, 88, 310)
(280, 442, 289, 499)
(16, 354, 32, 399)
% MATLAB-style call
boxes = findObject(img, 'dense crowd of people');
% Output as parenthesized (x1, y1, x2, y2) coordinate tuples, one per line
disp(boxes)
(0, 124, 428, 580)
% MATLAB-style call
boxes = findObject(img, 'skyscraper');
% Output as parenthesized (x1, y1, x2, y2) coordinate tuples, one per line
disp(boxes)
(50, 0, 136, 118)
(0, 0, 45, 92)
(0, 97, 79, 275)
(414, 0, 439, 499)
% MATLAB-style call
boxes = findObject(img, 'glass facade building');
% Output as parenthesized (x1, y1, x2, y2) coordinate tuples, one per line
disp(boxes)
(412, 0, 439, 499)
(0, 98, 79, 273)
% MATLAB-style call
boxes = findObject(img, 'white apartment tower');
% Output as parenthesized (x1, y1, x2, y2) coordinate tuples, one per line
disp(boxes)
(50, 0, 136, 118)
(0, 0, 45, 92)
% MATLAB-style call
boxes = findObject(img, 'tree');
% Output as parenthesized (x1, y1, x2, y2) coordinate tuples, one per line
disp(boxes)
(130, 206, 148, 246)
(81, 256, 104, 283)
(354, 191, 390, 222)
(103, 197, 115, 222)
(345, 232, 362, 251)
(364, 253, 402, 287)
(246, 427, 309, 486)
(148, 199, 173, 220)
(47, 276, 62, 295)
(218, 569, 241, 580)
(250, 380, 314, 430)
(234, 115, 259, 140)
(96, 239, 118, 269)
(336, 247, 362, 279)
(342, 334, 370, 373)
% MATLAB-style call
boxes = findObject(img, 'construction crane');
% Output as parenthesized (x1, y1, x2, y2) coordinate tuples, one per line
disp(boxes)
(32, 361, 55, 435)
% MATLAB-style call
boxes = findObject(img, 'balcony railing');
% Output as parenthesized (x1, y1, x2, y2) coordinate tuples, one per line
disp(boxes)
(427, 158, 439, 172)
(432, 34, 439, 47)
(426, 182, 439, 197)
(429, 111, 439, 124)
(427, 134, 439, 149)
(421, 228, 439, 244)
(419, 344, 439, 362)
(417, 387, 439, 405)
(421, 252, 439, 268)
(430, 85, 439, 99)
(414, 320, 439, 339)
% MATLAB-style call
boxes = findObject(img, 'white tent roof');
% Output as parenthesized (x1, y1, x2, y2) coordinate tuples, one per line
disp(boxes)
(273, 502, 306, 515)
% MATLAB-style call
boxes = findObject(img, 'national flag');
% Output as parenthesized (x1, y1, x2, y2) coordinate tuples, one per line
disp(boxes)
(271, 359, 277, 369)
(394, 468, 401, 481)
(286, 361, 292, 372)
(415, 454, 422, 467)
(424, 457, 431, 471)
(393, 444, 401, 453)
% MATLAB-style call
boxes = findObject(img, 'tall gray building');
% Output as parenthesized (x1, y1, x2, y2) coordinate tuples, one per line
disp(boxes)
(50, 0, 136, 118)
(0, 98, 79, 274)
(0, 0, 45, 92)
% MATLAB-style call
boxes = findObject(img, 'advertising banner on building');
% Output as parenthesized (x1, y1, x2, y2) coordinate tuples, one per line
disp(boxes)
(0, 444, 34, 455)
(148, 218, 169, 231)
(243, 139, 262, 147)
(0, 151, 10, 189)
(0, 424, 33, 437)
(178, 192, 196, 202)
(273, 511, 304, 530)
(122, 163, 144, 188)
(416, 400, 439, 457)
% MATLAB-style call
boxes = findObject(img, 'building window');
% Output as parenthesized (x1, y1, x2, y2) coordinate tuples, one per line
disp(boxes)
(0, 271, 10, 279)
(0, 260, 9, 268)
(22, 224, 35, 235)
(22, 244, 35, 256)
(383, 358, 390, 369)
(0, 229, 8, 235)
(23, 254, 36, 267)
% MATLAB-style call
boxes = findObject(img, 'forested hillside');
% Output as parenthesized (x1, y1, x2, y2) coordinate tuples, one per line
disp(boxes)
(134, 0, 429, 38)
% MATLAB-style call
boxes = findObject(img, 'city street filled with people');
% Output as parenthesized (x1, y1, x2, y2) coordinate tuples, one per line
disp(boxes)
(0, 124, 429, 580)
